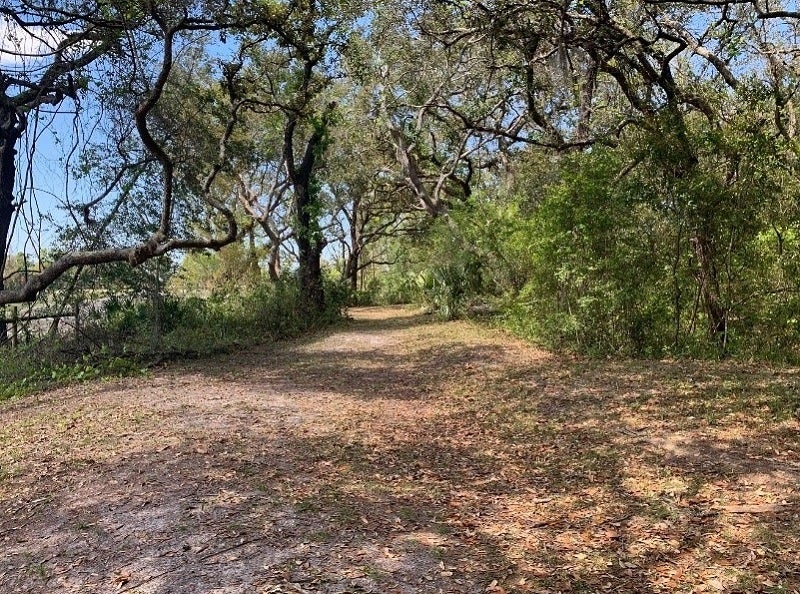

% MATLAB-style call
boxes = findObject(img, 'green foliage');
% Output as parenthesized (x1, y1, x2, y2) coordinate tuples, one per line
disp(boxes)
(321, 271, 354, 319)
(1, 271, 345, 401)
(418, 260, 482, 320)
(170, 243, 263, 299)
(0, 347, 145, 402)
(378, 195, 539, 319)
(367, 108, 800, 361)
(349, 194, 538, 317)
(504, 148, 678, 355)
(101, 276, 341, 353)
(350, 270, 423, 306)
(497, 118, 800, 360)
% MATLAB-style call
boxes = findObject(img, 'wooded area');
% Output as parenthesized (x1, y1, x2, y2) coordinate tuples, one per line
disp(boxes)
(4, 3, 800, 591)
(2, 0, 800, 363)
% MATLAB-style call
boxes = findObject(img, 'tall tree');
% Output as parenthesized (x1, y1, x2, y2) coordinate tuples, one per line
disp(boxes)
(230, 0, 369, 314)
(0, 1, 242, 308)
(0, 3, 122, 337)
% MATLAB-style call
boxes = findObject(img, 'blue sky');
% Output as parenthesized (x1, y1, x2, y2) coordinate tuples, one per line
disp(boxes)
(2, 18, 239, 261)
(1, 18, 74, 259)
(11, 107, 85, 256)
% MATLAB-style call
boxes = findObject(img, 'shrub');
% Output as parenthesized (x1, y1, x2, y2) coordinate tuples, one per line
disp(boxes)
(0, 276, 345, 400)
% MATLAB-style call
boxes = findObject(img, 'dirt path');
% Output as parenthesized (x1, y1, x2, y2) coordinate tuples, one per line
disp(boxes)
(1, 306, 799, 593)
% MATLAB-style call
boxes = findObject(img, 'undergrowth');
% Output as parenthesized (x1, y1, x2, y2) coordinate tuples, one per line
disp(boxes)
(0, 278, 347, 402)
(0, 350, 146, 401)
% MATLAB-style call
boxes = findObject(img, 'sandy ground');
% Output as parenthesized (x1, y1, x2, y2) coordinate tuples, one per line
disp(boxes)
(1, 306, 799, 593)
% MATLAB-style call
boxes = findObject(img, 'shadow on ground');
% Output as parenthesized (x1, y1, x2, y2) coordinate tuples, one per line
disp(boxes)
(2, 308, 799, 593)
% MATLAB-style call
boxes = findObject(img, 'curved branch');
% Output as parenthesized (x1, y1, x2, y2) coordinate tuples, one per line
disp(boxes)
(0, 225, 237, 306)
(134, 20, 176, 236)
(660, 17, 739, 89)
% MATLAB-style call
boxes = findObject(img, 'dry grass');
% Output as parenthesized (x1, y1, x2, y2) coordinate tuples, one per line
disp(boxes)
(0, 305, 799, 593)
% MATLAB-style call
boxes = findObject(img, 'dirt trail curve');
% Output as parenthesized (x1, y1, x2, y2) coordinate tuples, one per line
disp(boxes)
(1, 306, 799, 594)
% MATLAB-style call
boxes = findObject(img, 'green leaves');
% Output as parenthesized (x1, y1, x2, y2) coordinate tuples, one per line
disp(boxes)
(0, 352, 146, 402)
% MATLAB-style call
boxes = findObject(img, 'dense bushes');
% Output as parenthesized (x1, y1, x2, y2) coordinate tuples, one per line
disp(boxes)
(375, 123, 800, 362)
(102, 273, 347, 352)
(0, 274, 347, 401)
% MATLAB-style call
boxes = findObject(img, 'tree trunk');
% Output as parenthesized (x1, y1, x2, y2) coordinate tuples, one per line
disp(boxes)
(0, 107, 23, 344)
(346, 209, 360, 292)
(691, 229, 727, 346)
(283, 103, 333, 317)
(298, 241, 324, 313)
(267, 246, 282, 282)
(295, 183, 325, 315)
(346, 250, 359, 292)
(257, 221, 283, 282)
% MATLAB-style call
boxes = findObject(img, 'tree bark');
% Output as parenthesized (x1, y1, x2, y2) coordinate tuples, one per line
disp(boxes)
(294, 180, 326, 315)
(255, 220, 284, 282)
(267, 245, 282, 282)
(0, 106, 23, 343)
(346, 205, 361, 292)
(283, 103, 333, 317)
(346, 250, 359, 292)
(691, 229, 727, 346)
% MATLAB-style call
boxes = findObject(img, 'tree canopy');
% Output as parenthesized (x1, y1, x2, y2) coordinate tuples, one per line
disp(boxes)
(2, 0, 800, 357)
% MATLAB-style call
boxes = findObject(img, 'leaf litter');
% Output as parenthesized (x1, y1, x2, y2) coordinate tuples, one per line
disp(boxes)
(0, 305, 799, 593)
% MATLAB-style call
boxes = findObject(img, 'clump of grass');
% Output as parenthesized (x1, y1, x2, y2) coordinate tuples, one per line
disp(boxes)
(0, 346, 146, 402)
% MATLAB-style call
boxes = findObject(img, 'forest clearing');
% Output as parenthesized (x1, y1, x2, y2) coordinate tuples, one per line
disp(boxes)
(1, 306, 798, 594)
